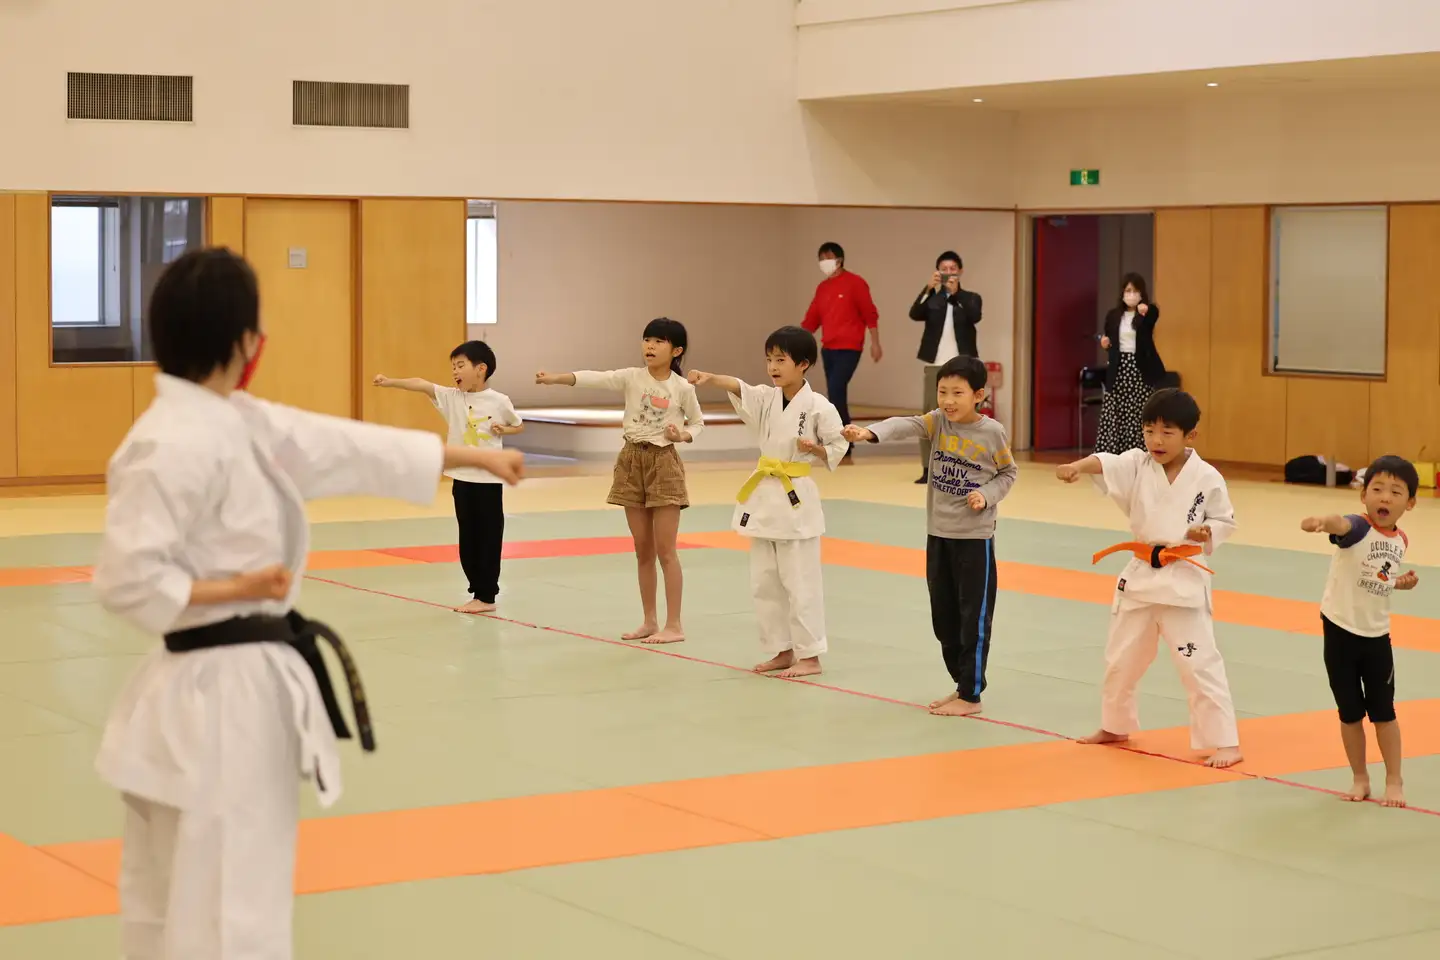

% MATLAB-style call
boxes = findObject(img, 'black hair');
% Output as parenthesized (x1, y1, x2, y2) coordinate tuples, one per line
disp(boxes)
(1141, 387, 1200, 433)
(936, 355, 987, 392)
(643, 317, 688, 374)
(936, 250, 963, 269)
(818, 241, 845, 262)
(1119, 272, 1150, 307)
(450, 340, 497, 377)
(149, 247, 260, 382)
(763, 325, 818, 369)
(1364, 455, 1420, 498)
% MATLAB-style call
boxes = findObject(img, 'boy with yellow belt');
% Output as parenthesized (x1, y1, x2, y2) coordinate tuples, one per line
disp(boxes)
(689, 326, 848, 678)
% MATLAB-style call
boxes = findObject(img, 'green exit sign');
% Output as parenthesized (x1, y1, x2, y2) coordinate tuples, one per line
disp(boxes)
(1070, 169, 1101, 186)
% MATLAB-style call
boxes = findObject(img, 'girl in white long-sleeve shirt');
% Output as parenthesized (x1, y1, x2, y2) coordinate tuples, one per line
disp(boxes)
(535, 318, 703, 644)
(94, 248, 523, 960)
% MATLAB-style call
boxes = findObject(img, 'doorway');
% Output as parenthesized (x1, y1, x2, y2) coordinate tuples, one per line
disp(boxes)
(1030, 213, 1154, 452)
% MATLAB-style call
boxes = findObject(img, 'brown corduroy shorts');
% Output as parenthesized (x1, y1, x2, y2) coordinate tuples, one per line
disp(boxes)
(607, 441, 689, 509)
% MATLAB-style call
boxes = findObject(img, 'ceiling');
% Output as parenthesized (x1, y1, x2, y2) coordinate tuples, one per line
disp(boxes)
(831, 51, 1440, 111)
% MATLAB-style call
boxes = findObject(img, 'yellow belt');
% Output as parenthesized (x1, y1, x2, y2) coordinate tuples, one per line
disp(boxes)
(736, 457, 811, 509)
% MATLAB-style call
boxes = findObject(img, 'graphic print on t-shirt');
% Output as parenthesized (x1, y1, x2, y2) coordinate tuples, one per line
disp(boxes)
(462, 410, 493, 446)
(1357, 537, 1406, 597)
(634, 391, 671, 431)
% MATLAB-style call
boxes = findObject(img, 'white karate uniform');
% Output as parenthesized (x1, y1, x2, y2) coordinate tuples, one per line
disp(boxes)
(1093, 448, 1240, 750)
(93, 374, 444, 960)
(729, 381, 847, 659)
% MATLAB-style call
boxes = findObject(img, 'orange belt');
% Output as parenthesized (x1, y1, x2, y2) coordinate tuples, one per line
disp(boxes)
(1092, 541, 1214, 575)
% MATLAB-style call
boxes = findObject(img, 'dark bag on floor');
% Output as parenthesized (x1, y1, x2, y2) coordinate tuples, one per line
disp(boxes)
(1285, 455, 1353, 487)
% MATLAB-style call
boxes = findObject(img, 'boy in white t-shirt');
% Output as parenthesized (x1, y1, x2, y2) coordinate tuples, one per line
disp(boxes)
(1301, 455, 1421, 808)
(374, 340, 523, 613)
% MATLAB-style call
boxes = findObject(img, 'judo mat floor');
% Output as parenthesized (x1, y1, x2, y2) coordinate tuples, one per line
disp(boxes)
(3, 455, 1440, 959)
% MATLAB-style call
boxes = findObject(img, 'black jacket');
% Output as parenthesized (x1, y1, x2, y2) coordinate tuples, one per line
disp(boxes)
(1102, 303, 1167, 388)
(910, 285, 982, 363)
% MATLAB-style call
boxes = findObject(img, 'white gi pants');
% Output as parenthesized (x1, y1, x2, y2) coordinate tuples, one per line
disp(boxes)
(749, 537, 827, 659)
(1102, 597, 1239, 750)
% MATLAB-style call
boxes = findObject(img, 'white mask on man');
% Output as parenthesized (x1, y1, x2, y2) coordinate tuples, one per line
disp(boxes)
(1122, 291, 1141, 308)
(819, 259, 839, 277)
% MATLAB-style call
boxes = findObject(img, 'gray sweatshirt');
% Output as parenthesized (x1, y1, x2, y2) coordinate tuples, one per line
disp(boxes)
(867, 412, 1017, 538)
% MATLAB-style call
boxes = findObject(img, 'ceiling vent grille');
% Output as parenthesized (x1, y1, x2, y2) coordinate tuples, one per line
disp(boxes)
(293, 81, 409, 129)
(67, 72, 194, 122)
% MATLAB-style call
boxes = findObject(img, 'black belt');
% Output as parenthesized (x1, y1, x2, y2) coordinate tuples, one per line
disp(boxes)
(164, 611, 375, 752)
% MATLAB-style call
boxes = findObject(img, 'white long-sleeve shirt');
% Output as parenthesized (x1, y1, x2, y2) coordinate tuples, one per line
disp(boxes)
(94, 373, 445, 809)
(572, 367, 704, 446)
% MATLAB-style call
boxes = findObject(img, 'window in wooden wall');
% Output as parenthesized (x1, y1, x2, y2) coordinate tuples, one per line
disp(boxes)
(465, 200, 498, 332)
(1269, 205, 1387, 378)
(50, 195, 205, 364)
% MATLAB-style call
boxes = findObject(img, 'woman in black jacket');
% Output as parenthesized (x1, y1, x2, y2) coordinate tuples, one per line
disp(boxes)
(1095, 273, 1166, 454)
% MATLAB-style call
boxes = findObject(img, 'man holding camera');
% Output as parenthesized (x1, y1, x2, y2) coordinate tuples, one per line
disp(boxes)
(909, 250, 983, 483)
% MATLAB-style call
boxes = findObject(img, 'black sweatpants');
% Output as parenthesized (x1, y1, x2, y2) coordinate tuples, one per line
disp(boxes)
(452, 480, 505, 603)
(926, 535, 998, 703)
(1322, 615, 1396, 724)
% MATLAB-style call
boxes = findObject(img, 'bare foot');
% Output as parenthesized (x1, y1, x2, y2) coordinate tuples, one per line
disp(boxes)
(641, 626, 685, 645)
(928, 691, 959, 710)
(456, 599, 496, 614)
(1383, 779, 1406, 808)
(754, 652, 795, 673)
(774, 657, 822, 679)
(1079, 729, 1130, 745)
(930, 697, 982, 717)
(1205, 746, 1244, 768)
(622, 623, 658, 641)
(1341, 775, 1371, 802)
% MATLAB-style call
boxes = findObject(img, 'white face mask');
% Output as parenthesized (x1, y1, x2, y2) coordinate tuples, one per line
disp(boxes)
(1122, 291, 1141, 308)
(819, 259, 839, 277)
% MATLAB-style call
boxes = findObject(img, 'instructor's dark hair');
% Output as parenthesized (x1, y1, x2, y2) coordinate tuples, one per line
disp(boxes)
(149, 247, 260, 382)
(817, 241, 845, 262)
(643, 317, 689, 375)
(1364, 455, 1420, 498)
(936, 251, 963, 269)
(1141, 388, 1201, 433)
(764, 325, 818, 369)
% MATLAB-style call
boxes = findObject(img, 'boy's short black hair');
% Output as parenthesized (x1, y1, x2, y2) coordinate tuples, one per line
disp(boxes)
(936, 355, 987, 392)
(451, 340, 497, 376)
(1141, 388, 1201, 433)
(818, 241, 845, 261)
(763, 325, 818, 369)
(149, 247, 259, 382)
(1364, 455, 1420, 498)
(936, 250, 963, 269)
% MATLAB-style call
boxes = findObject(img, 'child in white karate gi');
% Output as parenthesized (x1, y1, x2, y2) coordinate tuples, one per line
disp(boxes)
(1056, 388, 1243, 768)
(94, 248, 524, 960)
(688, 326, 847, 677)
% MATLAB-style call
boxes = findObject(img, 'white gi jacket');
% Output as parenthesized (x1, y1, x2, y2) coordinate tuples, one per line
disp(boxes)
(728, 381, 847, 540)
(93, 374, 444, 811)
(1093, 448, 1237, 608)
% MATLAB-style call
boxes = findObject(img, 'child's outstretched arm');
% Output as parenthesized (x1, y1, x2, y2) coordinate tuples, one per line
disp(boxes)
(1055, 455, 1102, 482)
(843, 414, 930, 445)
(372, 375, 438, 398)
(535, 371, 578, 387)
(1300, 514, 1354, 537)
(687, 370, 741, 396)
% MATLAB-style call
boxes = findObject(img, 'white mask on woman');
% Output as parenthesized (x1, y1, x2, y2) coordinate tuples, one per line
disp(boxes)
(1122, 291, 1141, 308)
(819, 259, 839, 277)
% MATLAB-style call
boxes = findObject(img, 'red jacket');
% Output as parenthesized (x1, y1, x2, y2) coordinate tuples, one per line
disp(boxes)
(802, 270, 878, 351)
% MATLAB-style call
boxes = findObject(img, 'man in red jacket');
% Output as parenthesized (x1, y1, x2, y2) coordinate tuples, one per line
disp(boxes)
(801, 242, 882, 463)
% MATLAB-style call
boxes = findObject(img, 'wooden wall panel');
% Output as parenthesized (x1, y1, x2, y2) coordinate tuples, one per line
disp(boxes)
(14, 193, 136, 477)
(243, 199, 355, 417)
(210, 196, 246, 252)
(1153, 208, 1213, 421)
(1371, 204, 1440, 463)
(1285, 378, 1371, 470)
(358, 198, 467, 434)
(0, 195, 18, 478)
(1205, 207, 1287, 465)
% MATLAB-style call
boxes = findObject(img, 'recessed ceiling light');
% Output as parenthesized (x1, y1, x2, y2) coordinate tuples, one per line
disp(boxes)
(1206, 82, 1220, 87)
(973, 98, 984, 103)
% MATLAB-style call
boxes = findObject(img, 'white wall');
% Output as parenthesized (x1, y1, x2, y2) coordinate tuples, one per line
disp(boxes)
(479, 200, 1017, 425)
(0, 0, 1016, 208)
(798, 0, 1440, 99)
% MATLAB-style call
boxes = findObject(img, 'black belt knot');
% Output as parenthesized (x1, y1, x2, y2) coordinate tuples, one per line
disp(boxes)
(1149, 545, 1166, 569)
(164, 611, 375, 752)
